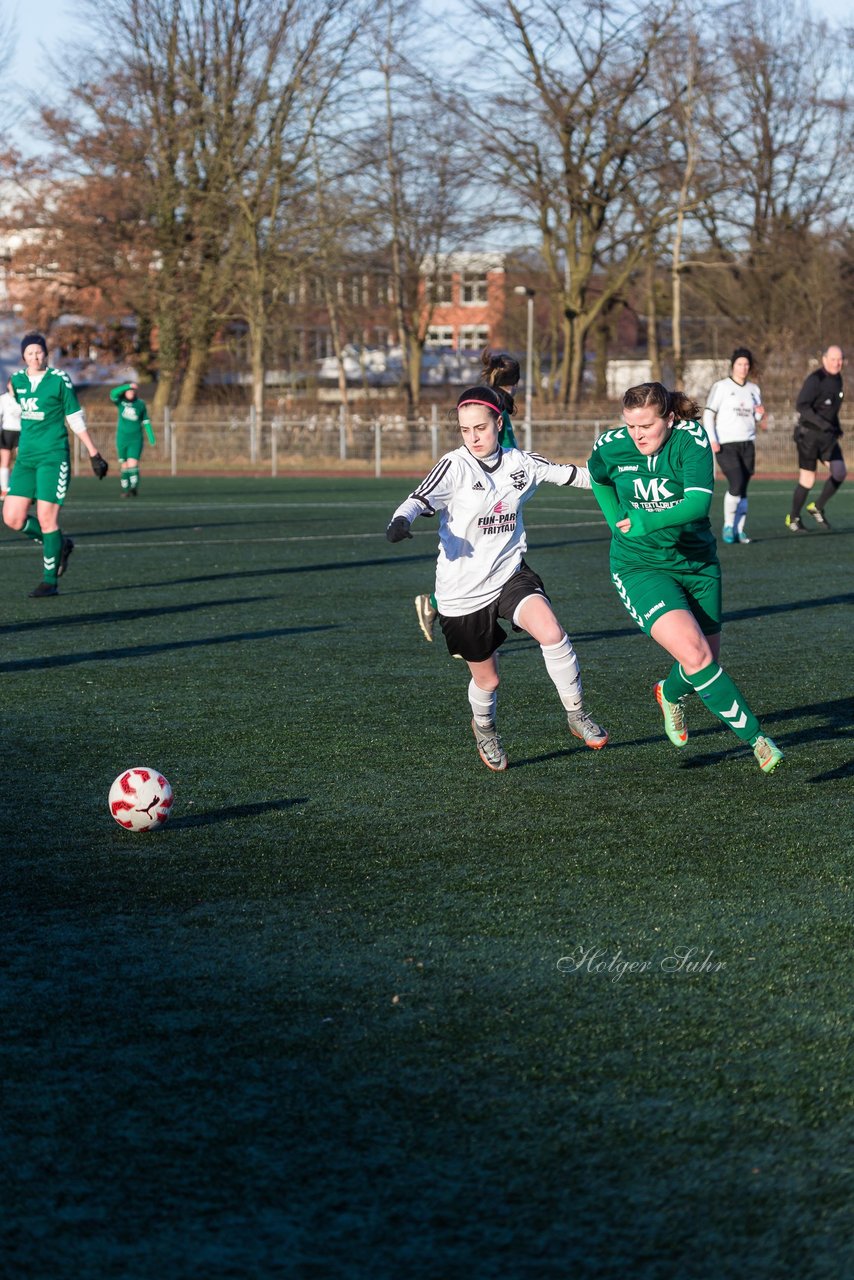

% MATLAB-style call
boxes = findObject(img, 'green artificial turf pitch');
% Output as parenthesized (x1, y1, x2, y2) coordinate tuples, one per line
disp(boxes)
(1, 477, 852, 1279)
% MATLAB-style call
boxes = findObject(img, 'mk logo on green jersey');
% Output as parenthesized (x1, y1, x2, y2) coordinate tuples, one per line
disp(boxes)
(633, 477, 675, 503)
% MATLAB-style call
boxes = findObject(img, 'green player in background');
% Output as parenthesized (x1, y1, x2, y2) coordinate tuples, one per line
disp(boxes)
(111, 381, 155, 496)
(587, 380, 782, 774)
(415, 348, 522, 643)
(4, 333, 109, 597)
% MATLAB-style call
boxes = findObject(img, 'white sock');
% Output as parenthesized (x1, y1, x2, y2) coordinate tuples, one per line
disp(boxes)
(724, 493, 739, 528)
(735, 497, 748, 535)
(0, 466, 8, 491)
(468, 678, 497, 727)
(541, 634, 583, 712)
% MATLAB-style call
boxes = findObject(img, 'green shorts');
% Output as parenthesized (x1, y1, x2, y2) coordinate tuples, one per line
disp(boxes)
(8, 455, 71, 505)
(117, 428, 144, 462)
(611, 561, 722, 635)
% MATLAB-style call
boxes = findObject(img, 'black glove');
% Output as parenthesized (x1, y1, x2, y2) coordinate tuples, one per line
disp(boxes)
(90, 452, 109, 478)
(386, 516, 413, 543)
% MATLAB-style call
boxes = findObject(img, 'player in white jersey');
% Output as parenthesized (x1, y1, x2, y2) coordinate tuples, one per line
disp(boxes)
(702, 347, 767, 544)
(386, 384, 607, 771)
(0, 378, 22, 497)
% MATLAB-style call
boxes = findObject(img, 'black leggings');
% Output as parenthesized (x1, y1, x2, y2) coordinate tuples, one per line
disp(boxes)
(716, 441, 755, 498)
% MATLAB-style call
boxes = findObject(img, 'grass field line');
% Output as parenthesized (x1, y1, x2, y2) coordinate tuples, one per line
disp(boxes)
(0, 518, 606, 552)
(71, 499, 603, 513)
(79, 488, 854, 513)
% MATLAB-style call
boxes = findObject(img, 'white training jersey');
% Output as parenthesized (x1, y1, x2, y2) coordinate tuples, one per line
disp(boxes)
(703, 378, 763, 445)
(391, 445, 590, 617)
(0, 391, 21, 431)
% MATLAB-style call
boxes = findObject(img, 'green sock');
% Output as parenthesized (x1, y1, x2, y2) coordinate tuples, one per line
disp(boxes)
(120, 472, 130, 491)
(663, 661, 693, 703)
(42, 529, 62, 583)
(22, 515, 43, 542)
(128, 467, 139, 490)
(685, 660, 761, 744)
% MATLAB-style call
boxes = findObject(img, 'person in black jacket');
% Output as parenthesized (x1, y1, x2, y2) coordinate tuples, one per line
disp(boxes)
(786, 345, 846, 532)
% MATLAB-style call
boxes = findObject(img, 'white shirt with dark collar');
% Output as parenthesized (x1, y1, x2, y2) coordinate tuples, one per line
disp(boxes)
(392, 445, 589, 616)
(703, 378, 763, 445)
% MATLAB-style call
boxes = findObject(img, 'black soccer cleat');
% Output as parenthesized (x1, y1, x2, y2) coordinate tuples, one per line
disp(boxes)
(57, 537, 75, 577)
(29, 582, 58, 597)
(785, 515, 808, 533)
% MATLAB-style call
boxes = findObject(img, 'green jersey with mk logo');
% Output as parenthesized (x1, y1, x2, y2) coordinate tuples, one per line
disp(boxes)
(587, 420, 717, 570)
(10, 366, 82, 464)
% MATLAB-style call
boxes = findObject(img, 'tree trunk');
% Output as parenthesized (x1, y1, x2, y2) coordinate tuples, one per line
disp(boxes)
(249, 320, 265, 420)
(671, 214, 685, 391)
(407, 333, 422, 411)
(594, 323, 609, 398)
(322, 282, 350, 415)
(152, 300, 179, 417)
(560, 315, 573, 407)
(565, 316, 587, 408)
(152, 373, 174, 419)
(176, 339, 209, 414)
(646, 253, 661, 382)
(572, 326, 586, 408)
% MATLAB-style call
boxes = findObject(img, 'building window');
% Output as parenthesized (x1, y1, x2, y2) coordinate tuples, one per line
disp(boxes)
(373, 326, 390, 348)
(429, 270, 453, 305)
(459, 325, 490, 350)
(313, 329, 334, 359)
(374, 274, 393, 306)
(426, 326, 455, 348)
(461, 270, 488, 304)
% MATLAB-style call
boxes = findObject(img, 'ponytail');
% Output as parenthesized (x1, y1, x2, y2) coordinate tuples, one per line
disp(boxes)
(623, 381, 701, 423)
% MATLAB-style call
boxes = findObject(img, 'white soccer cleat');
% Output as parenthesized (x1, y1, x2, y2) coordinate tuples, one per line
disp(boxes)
(566, 709, 609, 749)
(471, 719, 508, 771)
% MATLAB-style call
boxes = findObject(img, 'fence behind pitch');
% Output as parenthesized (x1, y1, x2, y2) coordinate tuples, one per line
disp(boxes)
(78, 408, 840, 477)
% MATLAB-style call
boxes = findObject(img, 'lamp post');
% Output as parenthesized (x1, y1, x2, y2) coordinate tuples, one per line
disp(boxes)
(513, 285, 535, 450)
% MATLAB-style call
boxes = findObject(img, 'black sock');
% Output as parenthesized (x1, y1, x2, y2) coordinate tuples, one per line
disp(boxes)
(815, 476, 841, 511)
(790, 484, 810, 519)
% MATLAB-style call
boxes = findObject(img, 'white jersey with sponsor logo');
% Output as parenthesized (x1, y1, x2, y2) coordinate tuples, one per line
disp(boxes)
(392, 445, 590, 617)
(703, 377, 763, 444)
(0, 391, 22, 432)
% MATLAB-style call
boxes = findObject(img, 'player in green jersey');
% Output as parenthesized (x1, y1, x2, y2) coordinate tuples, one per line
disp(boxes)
(111, 381, 156, 497)
(4, 333, 109, 597)
(415, 348, 522, 642)
(587, 381, 783, 774)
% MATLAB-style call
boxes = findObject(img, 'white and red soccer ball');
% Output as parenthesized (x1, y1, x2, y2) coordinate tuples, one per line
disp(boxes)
(109, 767, 173, 832)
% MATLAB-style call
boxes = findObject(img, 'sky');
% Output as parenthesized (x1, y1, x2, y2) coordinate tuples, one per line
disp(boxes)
(5, 0, 852, 145)
(9, 0, 853, 85)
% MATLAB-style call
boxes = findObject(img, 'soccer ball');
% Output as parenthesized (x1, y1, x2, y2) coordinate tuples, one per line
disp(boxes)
(109, 767, 174, 832)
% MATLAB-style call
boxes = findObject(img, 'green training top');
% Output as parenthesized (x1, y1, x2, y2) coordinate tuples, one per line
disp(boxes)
(111, 384, 155, 443)
(10, 366, 82, 463)
(587, 420, 717, 570)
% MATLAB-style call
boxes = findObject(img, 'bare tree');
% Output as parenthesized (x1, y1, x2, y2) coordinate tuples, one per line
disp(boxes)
(22, 0, 359, 413)
(226, 5, 357, 420)
(464, 0, 688, 405)
(689, 0, 854, 356)
(361, 0, 488, 410)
